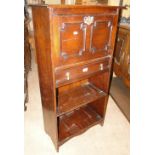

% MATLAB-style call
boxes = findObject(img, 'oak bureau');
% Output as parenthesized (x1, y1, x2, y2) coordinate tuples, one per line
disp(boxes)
(31, 4, 123, 151)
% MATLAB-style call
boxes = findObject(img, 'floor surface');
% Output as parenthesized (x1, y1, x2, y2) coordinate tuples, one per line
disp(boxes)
(110, 77, 130, 121)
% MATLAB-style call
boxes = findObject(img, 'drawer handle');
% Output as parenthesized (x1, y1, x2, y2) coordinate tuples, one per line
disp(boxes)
(100, 64, 104, 70)
(82, 67, 88, 72)
(65, 72, 70, 80)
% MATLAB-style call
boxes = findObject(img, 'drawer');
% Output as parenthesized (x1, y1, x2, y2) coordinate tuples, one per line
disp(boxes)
(55, 58, 110, 87)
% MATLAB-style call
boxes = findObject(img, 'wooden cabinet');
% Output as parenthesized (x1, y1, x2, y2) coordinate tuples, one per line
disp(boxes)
(31, 4, 122, 151)
(113, 24, 130, 87)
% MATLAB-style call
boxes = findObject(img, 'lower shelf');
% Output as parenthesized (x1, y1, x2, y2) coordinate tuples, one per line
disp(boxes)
(58, 105, 103, 146)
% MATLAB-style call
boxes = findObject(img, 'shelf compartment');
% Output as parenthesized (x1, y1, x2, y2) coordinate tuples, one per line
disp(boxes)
(58, 105, 103, 146)
(57, 82, 107, 116)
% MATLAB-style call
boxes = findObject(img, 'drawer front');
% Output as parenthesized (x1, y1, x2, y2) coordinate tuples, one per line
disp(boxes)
(52, 15, 115, 67)
(55, 58, 110, 87)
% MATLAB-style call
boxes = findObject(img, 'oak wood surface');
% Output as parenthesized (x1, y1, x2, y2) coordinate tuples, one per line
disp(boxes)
(113, 24, 130, 87)
(58, 105, 103, 146)
(32, 7, 58, 150)
(31, 4, 122, 151)
(57, 82, 107, 116)
(55, 58, 110, 87)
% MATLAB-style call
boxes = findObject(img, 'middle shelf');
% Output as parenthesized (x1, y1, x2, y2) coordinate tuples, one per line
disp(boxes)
(57, 81, 107, 116)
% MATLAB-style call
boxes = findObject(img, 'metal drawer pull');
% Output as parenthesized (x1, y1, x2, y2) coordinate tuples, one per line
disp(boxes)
(100, 64, 104, 70)
(66, 72, 70, 80)
(82, 67, 88, 72)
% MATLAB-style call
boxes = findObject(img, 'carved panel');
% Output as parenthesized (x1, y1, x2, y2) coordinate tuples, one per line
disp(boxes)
(90, 20, 113, 54)
(60, 22, 86, 60)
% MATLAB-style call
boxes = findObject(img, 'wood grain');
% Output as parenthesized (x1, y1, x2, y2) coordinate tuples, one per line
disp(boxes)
(31, 4, 122, 151)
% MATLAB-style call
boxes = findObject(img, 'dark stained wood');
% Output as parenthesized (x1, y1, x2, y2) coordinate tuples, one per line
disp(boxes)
(113, 24, 130, 87)
(51, 5, 120, 15)
(89, 71, 110, 93)
(55, 58, 110, 87)
(88, 71, 110, 123)
(58, 79, 88, 93)
(31, 7, 58, 151)
(31, 4, 122, 151)
(57, 82, 107, 116)
(52, 13, 119, 67)
(121, 25, 130, 88)
(58, 105, 103, 146)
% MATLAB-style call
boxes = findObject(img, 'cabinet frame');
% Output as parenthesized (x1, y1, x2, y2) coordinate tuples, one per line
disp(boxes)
(31, 5, 122, 151)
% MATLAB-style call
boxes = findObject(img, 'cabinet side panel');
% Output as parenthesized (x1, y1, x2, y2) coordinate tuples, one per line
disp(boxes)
(31, 7, 58, 149)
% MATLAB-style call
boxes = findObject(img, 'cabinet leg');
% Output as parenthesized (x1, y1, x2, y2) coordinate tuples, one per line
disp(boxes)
(56, 146, 59, 152)
(100, 120, 104, 126)
(24, 105, 27, 111)
(56, 148, 59, 152)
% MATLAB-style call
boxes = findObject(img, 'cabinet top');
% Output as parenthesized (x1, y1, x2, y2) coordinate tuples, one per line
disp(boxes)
(30, 4, 125, 9)
(30, 4, 125, 15)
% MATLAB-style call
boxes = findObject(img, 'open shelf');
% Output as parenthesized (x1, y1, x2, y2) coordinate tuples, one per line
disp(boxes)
(57, 82, 107, 116)
(58, 105, 103, 146)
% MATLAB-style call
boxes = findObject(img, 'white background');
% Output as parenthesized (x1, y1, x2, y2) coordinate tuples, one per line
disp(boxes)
(0, 0, 155, 154)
